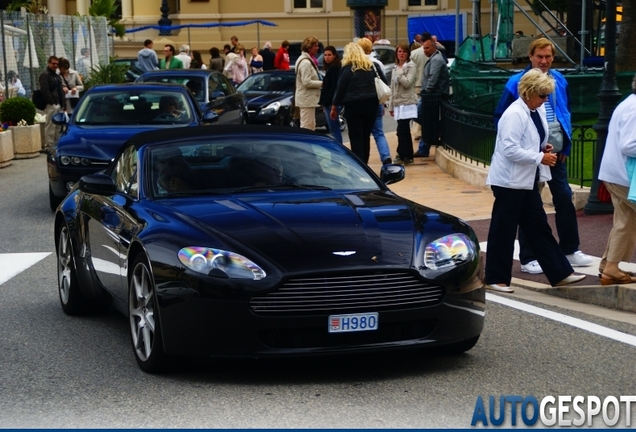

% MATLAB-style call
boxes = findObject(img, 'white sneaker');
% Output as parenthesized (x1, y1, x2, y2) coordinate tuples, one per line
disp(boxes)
(566, 250, 593, 267)
(520, 260, 543, 274)
(486, 284, 514, 293)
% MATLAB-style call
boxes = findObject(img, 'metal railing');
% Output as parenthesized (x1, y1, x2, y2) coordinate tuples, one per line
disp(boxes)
(440, 100, 597, 187)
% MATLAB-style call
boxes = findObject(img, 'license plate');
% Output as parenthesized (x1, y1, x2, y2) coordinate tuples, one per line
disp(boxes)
(328, 312, 378, 333)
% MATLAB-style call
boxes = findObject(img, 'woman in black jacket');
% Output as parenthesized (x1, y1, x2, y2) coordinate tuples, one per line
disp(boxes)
(331, 42, 382, 164)
(318, 46, 342, 144)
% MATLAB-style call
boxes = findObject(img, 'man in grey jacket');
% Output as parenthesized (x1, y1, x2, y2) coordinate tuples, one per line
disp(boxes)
(137, 39, 158, 72)
(416, 38, 449, 157)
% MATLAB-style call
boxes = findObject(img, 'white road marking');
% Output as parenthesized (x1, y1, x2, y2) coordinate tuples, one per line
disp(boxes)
(479, 241, 636, 276)
(0, 253, 52, 286)
(487, 293, 636, 347)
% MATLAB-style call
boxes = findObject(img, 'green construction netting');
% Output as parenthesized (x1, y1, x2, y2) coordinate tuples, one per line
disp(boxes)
(450, 56, 635, 122)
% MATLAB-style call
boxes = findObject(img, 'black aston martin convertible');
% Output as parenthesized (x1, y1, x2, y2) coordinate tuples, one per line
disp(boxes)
(54, 125, 485, 373)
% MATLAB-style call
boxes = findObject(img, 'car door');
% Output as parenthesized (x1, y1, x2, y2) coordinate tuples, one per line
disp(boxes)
(208, 73, 243, 124)
(84, 146, 141, 301)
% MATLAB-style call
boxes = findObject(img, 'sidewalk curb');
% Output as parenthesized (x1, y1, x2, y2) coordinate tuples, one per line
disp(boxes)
(510, 277, 636, 313)
(435, 147, 592, 210)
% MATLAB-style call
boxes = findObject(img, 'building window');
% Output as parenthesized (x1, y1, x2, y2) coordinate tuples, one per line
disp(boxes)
(408, 0, 439, 7)
(293, 0, 324, 10)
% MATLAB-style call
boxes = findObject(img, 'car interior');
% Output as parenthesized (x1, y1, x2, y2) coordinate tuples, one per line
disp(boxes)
(74, 93, 192, 125)
(149, 140, 375, 197)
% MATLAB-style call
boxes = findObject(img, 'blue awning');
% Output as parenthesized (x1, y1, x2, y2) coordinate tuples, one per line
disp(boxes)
(125, 19, 277, 34)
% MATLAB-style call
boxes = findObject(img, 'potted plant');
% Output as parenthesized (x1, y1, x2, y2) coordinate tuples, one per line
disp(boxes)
(0, 97, 42, 158)
(0, 123, 14, 167)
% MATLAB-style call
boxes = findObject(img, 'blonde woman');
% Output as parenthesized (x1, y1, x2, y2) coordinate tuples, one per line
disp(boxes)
(485, 69, 586, 292)
(388, 43, 418, 164)
(331, 42, 382, 163)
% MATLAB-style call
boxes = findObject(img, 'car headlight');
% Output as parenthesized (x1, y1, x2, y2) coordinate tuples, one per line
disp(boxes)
(423, 233, 475, 271)
(60, 156, 92, 166)
(178, 246, 266, 280)
(259, 101, 281, 116)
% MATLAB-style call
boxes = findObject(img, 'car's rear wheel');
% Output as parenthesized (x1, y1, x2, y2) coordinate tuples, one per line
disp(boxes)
(57, 225, 88, 315)
(49, 185, 63, 212)
(129, 255, 170, 373)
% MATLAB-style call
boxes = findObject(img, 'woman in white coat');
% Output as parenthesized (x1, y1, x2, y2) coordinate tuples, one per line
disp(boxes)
(484, 68, 585, 292)
(388, 43, 418, 164)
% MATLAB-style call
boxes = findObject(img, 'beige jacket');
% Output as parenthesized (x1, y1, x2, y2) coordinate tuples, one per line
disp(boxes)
(387, 61, 418, 111)
(409, 46, 428, 90)
(294, 53, 322, 108)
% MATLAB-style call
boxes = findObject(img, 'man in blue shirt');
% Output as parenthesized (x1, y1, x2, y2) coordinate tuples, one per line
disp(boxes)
(494, 37, 592, 274)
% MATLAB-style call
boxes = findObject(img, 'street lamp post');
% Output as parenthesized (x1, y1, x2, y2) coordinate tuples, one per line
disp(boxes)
(158, 0, 172, 36)
(584, 0, 621, 215)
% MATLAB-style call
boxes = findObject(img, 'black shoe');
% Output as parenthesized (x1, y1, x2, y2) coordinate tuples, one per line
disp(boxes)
(413, 152, 429, 158)
(382, 158, 392, 165)
(394, 155, 403, 164)
(404, 158, 414, 164)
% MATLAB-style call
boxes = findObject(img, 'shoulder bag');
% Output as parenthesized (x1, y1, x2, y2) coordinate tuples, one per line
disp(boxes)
(32, 89, 46, 110)
(373, 64, 391, 104)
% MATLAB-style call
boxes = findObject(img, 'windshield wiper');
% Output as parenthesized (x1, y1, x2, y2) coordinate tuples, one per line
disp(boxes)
(234, 183, 332, 193)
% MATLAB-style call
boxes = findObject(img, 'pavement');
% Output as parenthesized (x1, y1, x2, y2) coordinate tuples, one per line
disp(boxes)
(357, 131, 636, 314)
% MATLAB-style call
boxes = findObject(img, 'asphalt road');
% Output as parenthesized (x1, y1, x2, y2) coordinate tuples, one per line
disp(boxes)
(0, 153, 635, 428)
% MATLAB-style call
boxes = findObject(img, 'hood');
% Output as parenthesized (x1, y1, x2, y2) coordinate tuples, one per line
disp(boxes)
(243, 91, 291, 109)
(162, 191, 416, 274)
(57, 126, 161, 160)
(138, 48, 155, 58)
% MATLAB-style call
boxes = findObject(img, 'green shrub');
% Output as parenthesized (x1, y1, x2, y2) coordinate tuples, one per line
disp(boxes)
(83, 61, 129, 91)
(0, 96, 37, 126)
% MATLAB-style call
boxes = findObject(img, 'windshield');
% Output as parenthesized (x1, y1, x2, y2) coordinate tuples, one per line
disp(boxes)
(73, 90, 193, 125)
(146, 137, 380, 198)
(237, 73, 295, 93)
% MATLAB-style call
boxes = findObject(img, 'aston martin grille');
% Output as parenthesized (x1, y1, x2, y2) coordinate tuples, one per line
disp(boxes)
(250, 272, 444, 315)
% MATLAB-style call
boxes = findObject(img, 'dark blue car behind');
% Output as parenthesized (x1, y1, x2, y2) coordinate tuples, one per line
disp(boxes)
(136, 69, 248, 124)
(47, 82, 217, 211)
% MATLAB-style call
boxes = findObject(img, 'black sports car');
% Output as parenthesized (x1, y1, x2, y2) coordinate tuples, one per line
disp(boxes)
(54, 125, 485, 373)
(236, 70, 344, 130)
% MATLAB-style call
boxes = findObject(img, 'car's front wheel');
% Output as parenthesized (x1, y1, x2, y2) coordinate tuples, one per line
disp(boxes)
(57, 225, 88, 315)
(129, 255, 170, 373)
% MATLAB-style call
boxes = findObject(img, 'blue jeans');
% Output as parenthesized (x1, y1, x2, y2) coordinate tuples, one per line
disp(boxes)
(323, 106, 343, 145)
(518, 158, 580, 264)
(372, 104, 391, 163)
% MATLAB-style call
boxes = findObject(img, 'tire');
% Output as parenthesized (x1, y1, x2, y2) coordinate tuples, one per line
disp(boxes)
(442, 335, 480, 355)
(49, 185, 63, 212)
(129, 255, 171, 373)
(57, 225, 89, 315)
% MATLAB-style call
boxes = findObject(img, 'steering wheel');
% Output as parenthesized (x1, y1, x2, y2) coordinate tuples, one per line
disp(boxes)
(283, 173, 316, 184)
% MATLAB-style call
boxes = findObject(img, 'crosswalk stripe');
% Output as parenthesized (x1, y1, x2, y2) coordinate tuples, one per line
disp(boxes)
(479, 241, 636, 276)
(0, 253, 52, 286)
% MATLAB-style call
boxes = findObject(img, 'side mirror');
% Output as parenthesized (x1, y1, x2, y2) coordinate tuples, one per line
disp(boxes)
(78, 173, 117, 195)
(202, 110, 219, 124)
(51, 112, 69, 125)
(380, 164, 405, 185)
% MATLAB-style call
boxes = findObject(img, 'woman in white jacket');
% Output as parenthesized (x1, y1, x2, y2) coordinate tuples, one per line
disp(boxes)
(485, 68, 585, 292)
(388, 43, 418, 164)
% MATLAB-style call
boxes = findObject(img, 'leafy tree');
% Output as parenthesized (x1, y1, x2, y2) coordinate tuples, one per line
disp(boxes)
(6, 0, 47, 13)
(88, 0, 125, 38)
(616, 1, 636, 71)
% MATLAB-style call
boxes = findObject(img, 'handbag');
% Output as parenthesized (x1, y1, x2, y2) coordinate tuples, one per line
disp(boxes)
(373, 65, 391, 104)
(597, 181, 612, 204)
(31, 89, 46, 110)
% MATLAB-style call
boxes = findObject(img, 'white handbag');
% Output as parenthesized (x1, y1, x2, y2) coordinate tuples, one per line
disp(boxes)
(373, 66, 391, 104)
